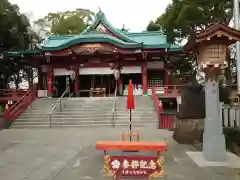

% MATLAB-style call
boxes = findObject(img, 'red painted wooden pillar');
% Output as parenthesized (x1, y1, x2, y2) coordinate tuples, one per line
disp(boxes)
(74, 67, 79, 96)
(141, 63, 148, 95)
(164, 69, 169, 86)
(38, 68, 43, 89)
(47, 66, 53, 97)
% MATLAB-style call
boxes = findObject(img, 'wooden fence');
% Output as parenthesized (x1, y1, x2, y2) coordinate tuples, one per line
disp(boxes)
(221, 104, 240, 128)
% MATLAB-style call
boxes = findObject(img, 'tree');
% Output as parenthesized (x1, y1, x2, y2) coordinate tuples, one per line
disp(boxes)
(35, 8, 95, 35)
(146, 21, 161, 31)
(0, 0, 38, 88)
(147, 0, 233, 82)
(149, 0, 232, 43)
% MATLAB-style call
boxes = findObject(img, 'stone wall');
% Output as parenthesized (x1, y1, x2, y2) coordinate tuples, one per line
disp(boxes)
(177, 83, 230, 119)
(177, 83, 205, 119)
(173, 117, 204, 144)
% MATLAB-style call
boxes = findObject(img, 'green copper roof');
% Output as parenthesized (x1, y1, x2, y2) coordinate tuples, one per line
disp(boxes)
(7, 50, 42, 57)
(124, 31, 167, 45)
(7, 11, 182, 56)
(42, 32, 142, 51)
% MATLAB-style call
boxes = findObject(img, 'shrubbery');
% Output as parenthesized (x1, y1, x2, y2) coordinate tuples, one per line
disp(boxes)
(224, 128, 240, 154)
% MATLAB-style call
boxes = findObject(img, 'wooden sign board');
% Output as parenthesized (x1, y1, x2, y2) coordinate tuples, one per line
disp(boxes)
(197, 44, 227, 67)
(104, 155, 164, 179)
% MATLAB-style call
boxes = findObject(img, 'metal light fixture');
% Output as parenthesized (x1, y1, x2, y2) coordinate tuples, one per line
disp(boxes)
(69, 70, 75, 80)
(113, 69, 120, 80)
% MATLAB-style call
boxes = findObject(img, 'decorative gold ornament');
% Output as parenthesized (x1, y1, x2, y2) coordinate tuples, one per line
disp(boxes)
(148, 156, 164, 179)
(104, 155, 114, 177)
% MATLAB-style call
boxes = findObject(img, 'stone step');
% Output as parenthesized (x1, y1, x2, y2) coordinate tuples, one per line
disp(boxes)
(16, 116, 156, 122)
(51, 114, 155, 118)
(11, 123, 156, 129)
(13, 96, 157, 129)
(28, 108, 112, 112)
(53, 111, 154, 115)
(14, 120, 157, 125)
(59, 108, 155, 111)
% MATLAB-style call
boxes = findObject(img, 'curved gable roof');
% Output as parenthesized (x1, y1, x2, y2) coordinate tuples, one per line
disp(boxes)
(81, 11, 137, 43)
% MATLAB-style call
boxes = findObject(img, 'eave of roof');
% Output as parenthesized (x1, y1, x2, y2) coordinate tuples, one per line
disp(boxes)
(42, 33, 142, 51)
(184, 22, 240, 51)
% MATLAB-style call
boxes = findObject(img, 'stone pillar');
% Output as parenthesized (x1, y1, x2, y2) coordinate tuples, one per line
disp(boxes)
(74, 67, 79, 96)
(141, 63, 148, 95)
(47, 66, 53, 97)
(202, 76, 227, 161)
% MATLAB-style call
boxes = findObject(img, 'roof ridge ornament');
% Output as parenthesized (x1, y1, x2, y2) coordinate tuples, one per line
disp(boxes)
(98, 6, 102, 13)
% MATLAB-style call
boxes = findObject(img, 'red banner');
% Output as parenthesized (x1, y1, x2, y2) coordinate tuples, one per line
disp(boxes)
(104, 155, 164, 179)
(126, 79, 135, 110)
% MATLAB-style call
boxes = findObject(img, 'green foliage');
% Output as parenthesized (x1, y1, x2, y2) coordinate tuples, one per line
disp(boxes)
(35, 8, 95, 35)
(146, 21, 161, 31)
(224, 128, 240, 152)
(150, 0, 233, 43)
(0, 0, 37, 88)
(147, 0, 233, 81)
(0, 0, 31, 50)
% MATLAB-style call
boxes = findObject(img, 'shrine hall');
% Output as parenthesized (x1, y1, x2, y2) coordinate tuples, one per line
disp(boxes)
(7, 11, 183, 97)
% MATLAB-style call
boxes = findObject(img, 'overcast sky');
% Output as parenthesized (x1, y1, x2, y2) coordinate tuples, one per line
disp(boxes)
(10, 0, 172, 32)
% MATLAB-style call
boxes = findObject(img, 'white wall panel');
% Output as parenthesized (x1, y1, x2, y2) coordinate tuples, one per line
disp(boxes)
(79, 67, 113, 75)
(147, 61, 164, 69)
(121, 66, 141, 74)
(54, 68, 70, 76)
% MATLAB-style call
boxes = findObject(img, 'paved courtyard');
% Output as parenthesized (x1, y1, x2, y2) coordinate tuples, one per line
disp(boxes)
(0, 126, 238, 180)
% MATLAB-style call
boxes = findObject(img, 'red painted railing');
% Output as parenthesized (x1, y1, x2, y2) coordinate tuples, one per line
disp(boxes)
(0, 89, 28, 101)
(163, 85, 181, 95)
(4, 90, 35, 121)
(152, 86, 161, 121)
(153, 85, 181, 96)
(159, 112, 174, 129)
(152, 86, 174, 129)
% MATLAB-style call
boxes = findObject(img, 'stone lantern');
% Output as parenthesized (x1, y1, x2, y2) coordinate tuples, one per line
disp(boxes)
(185, 23, 240, 161)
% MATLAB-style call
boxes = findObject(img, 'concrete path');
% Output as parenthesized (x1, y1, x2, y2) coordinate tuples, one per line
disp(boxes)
(0, 126, 238, 180)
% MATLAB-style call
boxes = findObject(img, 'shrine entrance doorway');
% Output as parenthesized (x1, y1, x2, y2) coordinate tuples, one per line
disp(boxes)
(54, 75, 74, 97)
(79, 74, 115, 97)
(121, 73, 142, 96)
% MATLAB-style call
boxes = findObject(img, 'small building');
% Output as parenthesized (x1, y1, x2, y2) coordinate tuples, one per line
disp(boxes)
(8, 11, 183, 97)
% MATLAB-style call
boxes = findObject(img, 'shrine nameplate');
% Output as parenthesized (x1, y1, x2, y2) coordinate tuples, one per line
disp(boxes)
(104, 155, 164, 179)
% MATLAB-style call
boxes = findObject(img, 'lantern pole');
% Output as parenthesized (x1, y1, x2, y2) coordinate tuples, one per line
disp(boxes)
(234, 0, 240, 93)
(202, 67, 227, 161)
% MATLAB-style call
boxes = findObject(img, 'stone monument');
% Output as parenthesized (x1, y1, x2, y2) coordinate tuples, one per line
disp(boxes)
(184, 23, 240, 161)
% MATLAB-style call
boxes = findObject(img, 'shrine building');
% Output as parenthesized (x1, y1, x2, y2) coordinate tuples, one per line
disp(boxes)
(8, 11, 183, 97)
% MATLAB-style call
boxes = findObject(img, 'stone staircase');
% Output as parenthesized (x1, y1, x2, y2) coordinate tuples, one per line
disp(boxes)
(11, 96, 157, 128)
(113, 96, 158, 127)
(11, 98, 58, 128)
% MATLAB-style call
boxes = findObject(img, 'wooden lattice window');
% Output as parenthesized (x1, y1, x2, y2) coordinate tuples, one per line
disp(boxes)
(148, 79, 163, 88)
(198, 44, 226, 66)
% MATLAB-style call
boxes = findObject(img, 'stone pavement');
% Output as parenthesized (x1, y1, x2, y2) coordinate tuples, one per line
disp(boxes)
(0, 126, 238, 180)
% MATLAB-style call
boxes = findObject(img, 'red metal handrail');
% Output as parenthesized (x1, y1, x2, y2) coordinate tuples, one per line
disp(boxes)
(0, 89, 27, 94)
(152, 85, 181, 95)
(4, 90, 35, 121)
(152, 86, 161, 121)
(152, 86, 174, 129)
(163, 85, 181, 95)
(0, 89, 27, 101)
